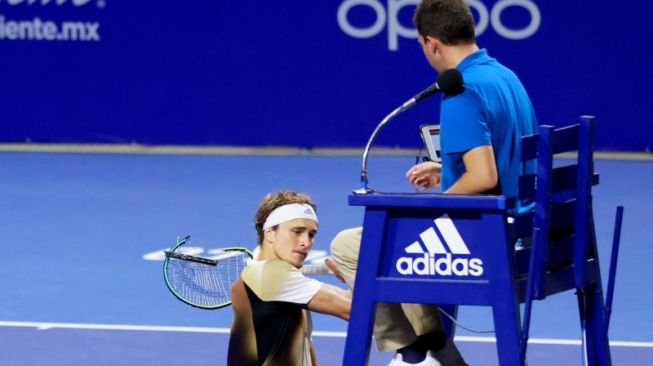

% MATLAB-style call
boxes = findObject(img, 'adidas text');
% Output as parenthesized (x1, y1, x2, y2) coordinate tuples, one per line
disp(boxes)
(396, 253, 484, 277)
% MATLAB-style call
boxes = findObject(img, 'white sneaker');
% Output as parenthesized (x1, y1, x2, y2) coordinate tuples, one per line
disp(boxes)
(387, 350, 442, 366)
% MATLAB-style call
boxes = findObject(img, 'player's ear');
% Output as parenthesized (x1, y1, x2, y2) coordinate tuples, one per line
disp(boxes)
(263, 228, 276, 244)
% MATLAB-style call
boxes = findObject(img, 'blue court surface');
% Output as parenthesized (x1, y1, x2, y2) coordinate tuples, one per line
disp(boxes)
(1, 151, 652, 365)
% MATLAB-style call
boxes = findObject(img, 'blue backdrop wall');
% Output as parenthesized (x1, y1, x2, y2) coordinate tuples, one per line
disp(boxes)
(1, 1, 651, 151)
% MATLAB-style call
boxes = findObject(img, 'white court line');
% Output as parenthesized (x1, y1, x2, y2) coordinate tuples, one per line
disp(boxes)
(0, 320, 651, 348)
(0, 321, 229, 334)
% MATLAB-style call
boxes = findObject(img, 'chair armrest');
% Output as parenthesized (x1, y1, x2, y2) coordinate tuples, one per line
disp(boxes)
(349, 192, 510, 212)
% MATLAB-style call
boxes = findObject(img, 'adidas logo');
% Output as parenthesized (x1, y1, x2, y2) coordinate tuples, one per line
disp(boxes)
(396, 214, 484, 277)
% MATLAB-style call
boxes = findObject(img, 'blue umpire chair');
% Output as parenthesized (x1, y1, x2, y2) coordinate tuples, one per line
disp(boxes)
(342, 116, 623, 365)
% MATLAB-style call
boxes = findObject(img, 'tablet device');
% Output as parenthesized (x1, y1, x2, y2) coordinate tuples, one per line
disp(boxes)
(419, 124, 441, 162)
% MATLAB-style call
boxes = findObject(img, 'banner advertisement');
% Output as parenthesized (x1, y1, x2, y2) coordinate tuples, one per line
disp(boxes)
(1, 1, 651, 151)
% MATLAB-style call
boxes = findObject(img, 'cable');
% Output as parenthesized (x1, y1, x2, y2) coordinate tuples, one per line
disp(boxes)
(438, 307, 495, 334)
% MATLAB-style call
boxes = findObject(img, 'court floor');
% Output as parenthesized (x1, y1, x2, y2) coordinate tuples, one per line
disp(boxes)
(1, 150, 651, 365)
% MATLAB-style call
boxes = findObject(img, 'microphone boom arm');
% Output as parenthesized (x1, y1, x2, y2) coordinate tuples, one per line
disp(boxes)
(357, 100, 415, 194)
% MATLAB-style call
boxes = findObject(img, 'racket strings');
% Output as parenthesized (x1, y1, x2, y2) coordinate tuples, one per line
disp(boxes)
(166, 252, 247, 307)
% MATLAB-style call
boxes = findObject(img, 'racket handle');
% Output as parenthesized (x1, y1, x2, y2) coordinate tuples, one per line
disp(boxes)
(301, 264, 331, 275)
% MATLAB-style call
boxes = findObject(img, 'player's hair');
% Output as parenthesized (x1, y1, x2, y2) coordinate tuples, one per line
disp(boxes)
(254, 191, 317, 245)
(413, 0, 476, 45)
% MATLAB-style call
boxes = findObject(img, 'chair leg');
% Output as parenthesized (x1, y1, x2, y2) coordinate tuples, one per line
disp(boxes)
(493, 298, 525, 365)
(577, 282, 612, 366)
(343, 295, 376, 366)
(343, 209, 387, 365)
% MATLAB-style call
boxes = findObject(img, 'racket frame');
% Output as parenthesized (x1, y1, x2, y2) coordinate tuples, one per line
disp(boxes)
(163, 236, 253, 310)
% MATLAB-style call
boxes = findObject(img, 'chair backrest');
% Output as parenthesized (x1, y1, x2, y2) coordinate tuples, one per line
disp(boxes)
(513, 116, 599, 298)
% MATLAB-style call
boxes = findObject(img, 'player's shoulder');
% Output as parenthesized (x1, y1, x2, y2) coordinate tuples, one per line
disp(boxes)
(242, 260, 299, 286)
(242, 260, 321, 303)
(246, 259, 297, 275)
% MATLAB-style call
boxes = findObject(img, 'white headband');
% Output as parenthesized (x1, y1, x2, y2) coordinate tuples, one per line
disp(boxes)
(262, 203, 318, 230)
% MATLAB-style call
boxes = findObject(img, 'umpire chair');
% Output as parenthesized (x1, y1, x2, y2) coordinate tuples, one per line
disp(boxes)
(342, 116, 623, 365)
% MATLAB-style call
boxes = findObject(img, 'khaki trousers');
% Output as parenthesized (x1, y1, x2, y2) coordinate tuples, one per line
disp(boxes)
(330, 227, 443, 352)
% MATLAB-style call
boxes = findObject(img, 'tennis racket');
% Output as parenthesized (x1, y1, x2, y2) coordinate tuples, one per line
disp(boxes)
(163, 236, 253, 310)
(163, 236, 331, 310)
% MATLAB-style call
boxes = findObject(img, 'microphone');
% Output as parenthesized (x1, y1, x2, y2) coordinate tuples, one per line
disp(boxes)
(356, 69, 464, 194)
(398, 68, 464, 112)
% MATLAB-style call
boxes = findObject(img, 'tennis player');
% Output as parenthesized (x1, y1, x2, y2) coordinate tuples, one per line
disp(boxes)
(227, 191, 351, 366)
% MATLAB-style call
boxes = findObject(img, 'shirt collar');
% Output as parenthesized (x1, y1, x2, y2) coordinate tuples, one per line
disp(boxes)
(456, 48, 490, 72)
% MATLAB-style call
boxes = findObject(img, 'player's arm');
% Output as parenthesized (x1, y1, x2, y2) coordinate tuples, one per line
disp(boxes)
(307, 283, 352, 320)
(227, 279, 258, 366)
(444, 145, 498, 194)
